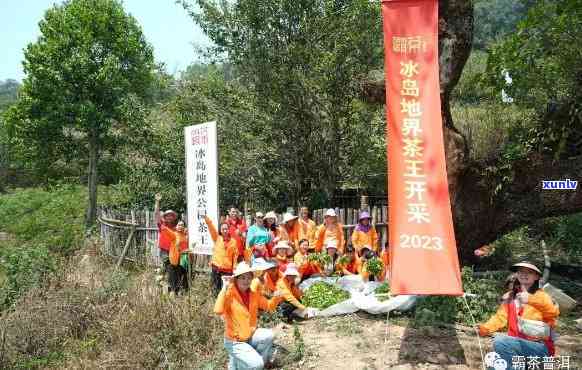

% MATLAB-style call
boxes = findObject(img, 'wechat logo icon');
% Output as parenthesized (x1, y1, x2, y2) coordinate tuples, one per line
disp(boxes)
(484, 352, 507, 370)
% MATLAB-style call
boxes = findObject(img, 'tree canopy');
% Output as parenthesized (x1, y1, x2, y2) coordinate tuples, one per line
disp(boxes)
(3, 0, 156, 225)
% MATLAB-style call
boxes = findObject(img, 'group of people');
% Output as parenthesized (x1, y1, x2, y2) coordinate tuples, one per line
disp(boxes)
(206, 206, 390, 296)
(155, 198, 561, 370)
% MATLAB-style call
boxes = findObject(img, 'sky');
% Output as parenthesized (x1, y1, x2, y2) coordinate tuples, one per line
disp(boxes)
(0, 0, 210, 81)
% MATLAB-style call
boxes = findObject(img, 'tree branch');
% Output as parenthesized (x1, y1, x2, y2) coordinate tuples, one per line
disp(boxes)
(454, 154, 582, 262)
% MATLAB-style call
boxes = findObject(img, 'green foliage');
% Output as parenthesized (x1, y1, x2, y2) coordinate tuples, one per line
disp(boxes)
(484, 0, 582, 158)
(366, 257, 383, 277)
(301, 281, 349, 310)
(2, 0, 156, 209)
(307, 252, 331, 266)
(0, 244, 56, 309)
(178, 0, 387, 205)
(374, 282, 390, 302)
(291, 324, 305, 361)
(0, 79, 19, 112)
(473, 0, 533, 50)
(0, 186, 97, 308)
(413, 267, 502, 326)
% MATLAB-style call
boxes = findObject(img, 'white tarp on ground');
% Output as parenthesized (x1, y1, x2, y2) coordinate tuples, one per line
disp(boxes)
(298, 275, 418, 317)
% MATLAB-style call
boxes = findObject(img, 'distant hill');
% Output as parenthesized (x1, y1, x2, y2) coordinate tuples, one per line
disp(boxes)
(0, 79, 20, 112)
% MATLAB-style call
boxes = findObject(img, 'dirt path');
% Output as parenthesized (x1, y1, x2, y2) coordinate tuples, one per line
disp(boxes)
(274, 313, 582, 370)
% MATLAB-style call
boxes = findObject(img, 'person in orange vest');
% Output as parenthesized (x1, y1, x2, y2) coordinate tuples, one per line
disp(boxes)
(380, 241, 390, 282)
(154, 193, 183, 295)
(314, 208, 345, 254)
(276, 263, 317, 323)
(205, 215, 239, 296)
(478, 262, 559, 368)
(174, 220, 190, 293)
(357, 247, 381, 282)
(351, 211, 379, 254)
(278, 213, 300, 253)
(294, 239, 322, 280)
(250, 258, 280, 298)
(321, 241, 340, 277)
(337, 245, 359, 276)
(298, 207, 317, 245)
(273, 241, 292, 273)
(215, 262, 281, 369)
(226, 206, 248, 261)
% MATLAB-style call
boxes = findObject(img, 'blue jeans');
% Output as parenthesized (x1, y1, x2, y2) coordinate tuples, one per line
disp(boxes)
(224, 328, 274, 370)
(493, 334, 549, 370)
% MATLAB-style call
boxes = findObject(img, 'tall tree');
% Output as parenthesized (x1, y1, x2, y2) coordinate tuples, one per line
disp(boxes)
(3, 0, 156, 226)
(186, 0, 582, 263)
(182, 0, 385, 205)
(363, 0, 582, 263)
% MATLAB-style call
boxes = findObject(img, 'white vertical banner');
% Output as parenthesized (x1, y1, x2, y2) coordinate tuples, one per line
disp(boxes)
(184, 121, 219, 255)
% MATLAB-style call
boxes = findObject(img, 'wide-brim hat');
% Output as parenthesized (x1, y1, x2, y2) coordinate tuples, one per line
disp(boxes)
(283, 263, 300, 276)
(253, 258, 276, 271)
(325, 208, 337, 217)
(264, 211, 277, 220)
(325, 241, 338, 250)
(510, 262, 542, 275)
(274, 241, 292, 250)
(283, 213, 299, 223)
(358, 211, 371, 221)
(233, 262, 254, 277)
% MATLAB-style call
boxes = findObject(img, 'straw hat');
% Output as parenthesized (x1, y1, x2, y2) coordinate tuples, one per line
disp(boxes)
(274, 241, 292, 250)
(282, 213, 299, 223)
(253, 258, 276, 271)
(233, 262, 254, 277)
(510, 262, 542, 275)
(325, 209, 337, 217)
(283, 263, 300, 276)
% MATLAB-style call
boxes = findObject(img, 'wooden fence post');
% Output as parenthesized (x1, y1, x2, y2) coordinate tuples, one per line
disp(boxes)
(116, 226, 136, 271)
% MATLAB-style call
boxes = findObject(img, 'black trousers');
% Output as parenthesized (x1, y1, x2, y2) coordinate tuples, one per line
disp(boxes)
(211, 267, 231, 297)
(162, 251, 188, 294)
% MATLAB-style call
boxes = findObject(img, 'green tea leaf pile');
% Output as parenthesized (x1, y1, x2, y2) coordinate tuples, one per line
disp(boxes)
(307, 252, 331, 266)
(374, 282, 391, 302)
(301, 282, 349, 309)
(366, 257, 383, 276)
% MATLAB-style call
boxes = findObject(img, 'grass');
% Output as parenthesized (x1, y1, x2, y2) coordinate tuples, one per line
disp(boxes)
(0, 250, 226, 369)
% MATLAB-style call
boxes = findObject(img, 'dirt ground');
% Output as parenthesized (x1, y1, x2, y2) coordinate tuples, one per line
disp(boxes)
(273, 313, 582, 370)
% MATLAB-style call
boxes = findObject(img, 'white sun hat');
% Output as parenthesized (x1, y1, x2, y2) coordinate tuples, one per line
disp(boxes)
(265, 211, 277, 220)
(283, 263, 300, 276)
(325, 240, 338, 250)
(274, 241, 292, 250)
(253, 258, 277, 271)
(324, 208, 337, 217)
(282, 212, 299, 223)
(233, 262, 254, 277)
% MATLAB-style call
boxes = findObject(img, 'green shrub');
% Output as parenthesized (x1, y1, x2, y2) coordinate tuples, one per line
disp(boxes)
(413, 267, 502, 327)
(0, 244, 56, 308)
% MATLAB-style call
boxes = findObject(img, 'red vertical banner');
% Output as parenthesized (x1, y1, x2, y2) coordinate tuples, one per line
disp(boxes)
(382, 0, 462, 295)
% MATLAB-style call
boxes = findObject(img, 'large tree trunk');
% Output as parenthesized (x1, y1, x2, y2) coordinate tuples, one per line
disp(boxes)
(86, 129, 99, 228)
(361, 0, 582, 264)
